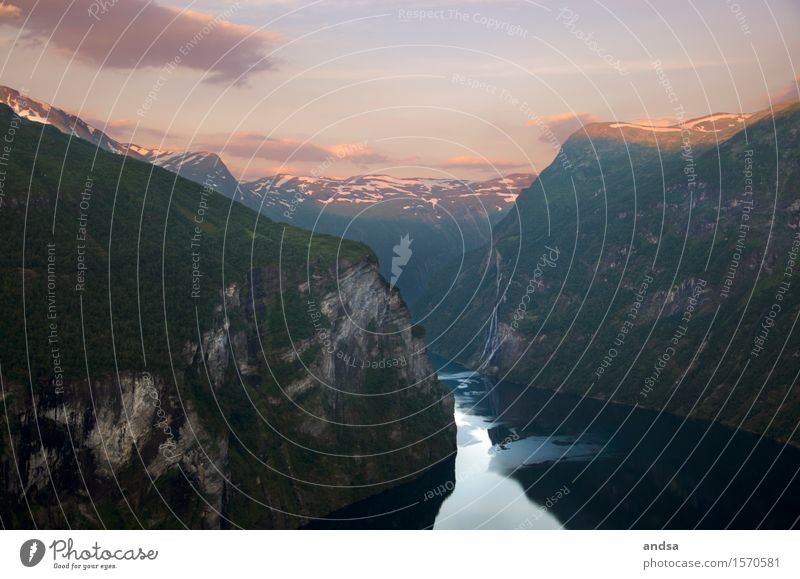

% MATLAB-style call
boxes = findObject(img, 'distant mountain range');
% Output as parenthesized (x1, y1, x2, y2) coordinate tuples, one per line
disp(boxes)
(234, 173, 533, 308)
(239, 172, 532, 219)
(0, 85, 532, 215)
(0, 85, 533, 307)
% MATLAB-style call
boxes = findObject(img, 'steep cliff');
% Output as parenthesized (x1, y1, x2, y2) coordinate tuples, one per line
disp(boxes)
(0, 104, 455, 528)
(420, 102, 800, 446)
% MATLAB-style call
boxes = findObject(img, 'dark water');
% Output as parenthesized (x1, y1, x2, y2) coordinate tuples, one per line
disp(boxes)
(309, 356, 800, 529)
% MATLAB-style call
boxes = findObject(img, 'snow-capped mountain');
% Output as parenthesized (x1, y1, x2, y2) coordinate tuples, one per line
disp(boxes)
(239, 173, 534, 221)
(237, 173, 534, 309)
(589, 112, 752, 148)
(608, 112, 750, 133)
(0, 84, 534, 307)
(0, 85, 236, 197)
(127, 145, 239, 198)
(0, 85, 135, 156)
(0, 85, 532, 217)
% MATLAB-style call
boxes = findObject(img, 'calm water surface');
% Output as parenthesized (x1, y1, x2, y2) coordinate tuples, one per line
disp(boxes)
(309, 356, 800, 529)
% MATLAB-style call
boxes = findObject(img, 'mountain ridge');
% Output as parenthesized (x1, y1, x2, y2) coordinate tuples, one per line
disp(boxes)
(0, 102, 456, 529)
(419, 99, 800, 447)
(0, 85, 533, 207)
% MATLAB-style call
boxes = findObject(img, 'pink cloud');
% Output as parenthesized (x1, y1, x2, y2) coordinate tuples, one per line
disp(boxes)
(0, 4, 21, 18)
(0, 0, 280, 84)
(629, 116, 679, 127)
(528, 111, 601, 144)
(230, 161, 303, 180)
(225, 134, 332, 162)
(84, 116, 169, 142)
(769, 76, 800, 105)
(442, 155, 529, 172)
(327, 142, 388, 164)
(197, 132, 389, 165)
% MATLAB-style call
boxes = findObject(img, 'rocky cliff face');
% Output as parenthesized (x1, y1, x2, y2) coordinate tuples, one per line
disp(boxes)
(420, 102, 800, 447)
(1, 259, 454, 529)
(0, 104, 455, 529)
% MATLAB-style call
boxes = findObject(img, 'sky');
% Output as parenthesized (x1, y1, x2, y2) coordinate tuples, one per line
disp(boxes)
(0, 0, 798, 181)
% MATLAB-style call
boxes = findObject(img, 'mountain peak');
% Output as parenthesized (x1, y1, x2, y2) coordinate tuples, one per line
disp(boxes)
(573, 110, 756, 150)
(604, 112, 749, 133)
(0, 84, 240, 197)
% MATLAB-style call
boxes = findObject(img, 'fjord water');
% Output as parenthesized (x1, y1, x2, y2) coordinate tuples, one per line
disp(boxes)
(431, 365, 569, 530)
(309, 355, 800, 529)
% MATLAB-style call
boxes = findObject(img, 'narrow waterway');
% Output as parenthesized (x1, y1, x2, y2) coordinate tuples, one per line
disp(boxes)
(309, 356, 800, 529)
(432, 364, 596, 529)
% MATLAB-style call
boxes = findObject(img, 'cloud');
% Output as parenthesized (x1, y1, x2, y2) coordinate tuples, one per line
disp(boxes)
(0, 0, 280, 83)
(267, 164, 302, 174)
(230, 161, 303, 179)
(0, 4, 21, 18)
(628, 116, 678, 128)
(224, 134, 332, 161)
(441, 155, 529, 172)
(198, 132, 389, 164)
(528, 111, 600, 144)
(85, 116, 169, 142)
(327, 142, 389, 164)
(768, 76, 800, 105)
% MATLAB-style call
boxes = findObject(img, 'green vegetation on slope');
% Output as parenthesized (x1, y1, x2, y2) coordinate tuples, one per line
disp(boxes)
(0, 104, 454, 529)
(421, 103, 800, 445)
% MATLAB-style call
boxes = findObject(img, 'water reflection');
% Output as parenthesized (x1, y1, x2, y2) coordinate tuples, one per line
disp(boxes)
(433, 405, 563, 529)
(433, 357, 800, 530)
(308, 357, 800, 529)
(433, 364, 607, 529)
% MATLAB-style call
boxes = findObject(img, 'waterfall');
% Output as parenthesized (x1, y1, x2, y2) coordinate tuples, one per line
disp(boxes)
(476, 248, 505, 371)
(476, 306, 501, 371)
